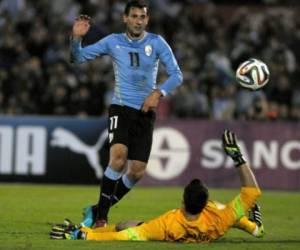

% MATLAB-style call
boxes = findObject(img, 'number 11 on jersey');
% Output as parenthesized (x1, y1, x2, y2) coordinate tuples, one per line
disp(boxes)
(129, 52, 140, 67)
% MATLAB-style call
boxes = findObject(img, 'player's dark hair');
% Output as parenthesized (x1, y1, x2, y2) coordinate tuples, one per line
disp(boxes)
(124, 0, 149, 15)
(183, 179, 209, 215)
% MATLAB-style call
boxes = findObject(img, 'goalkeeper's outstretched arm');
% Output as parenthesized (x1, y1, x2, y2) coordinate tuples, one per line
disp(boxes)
(222, 130, 259, 188)
(222, 130, 264, 237)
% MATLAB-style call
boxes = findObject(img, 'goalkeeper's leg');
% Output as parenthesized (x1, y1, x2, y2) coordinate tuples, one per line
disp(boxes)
(80, 225, 147, 241)
(81, 220, 143, 233)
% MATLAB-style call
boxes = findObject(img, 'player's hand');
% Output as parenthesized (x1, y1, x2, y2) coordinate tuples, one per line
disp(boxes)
(50, 219, 85, 240)
(222, 130, 246, 167)
(142, 90, 162, 113)
(50, 225, 85, 240)
(72, 14, 91, 39)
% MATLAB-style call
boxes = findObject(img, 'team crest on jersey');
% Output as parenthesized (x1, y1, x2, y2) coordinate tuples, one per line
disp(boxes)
(145, 45, 152, 56)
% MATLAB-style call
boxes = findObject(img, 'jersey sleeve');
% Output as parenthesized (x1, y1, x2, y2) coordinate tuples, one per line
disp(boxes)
(235, 187, 262, 218)
(70, 34, 112, 64)
(219, 187, 262, 230)
(156, 35, 183, 96)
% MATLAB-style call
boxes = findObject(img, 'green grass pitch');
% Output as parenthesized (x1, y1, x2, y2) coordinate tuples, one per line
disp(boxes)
(0, 184, 300, 250)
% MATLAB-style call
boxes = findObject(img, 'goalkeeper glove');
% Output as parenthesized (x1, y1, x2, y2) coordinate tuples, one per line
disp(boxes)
(222, 130, 246, 167)
(50, 219, 86, 240)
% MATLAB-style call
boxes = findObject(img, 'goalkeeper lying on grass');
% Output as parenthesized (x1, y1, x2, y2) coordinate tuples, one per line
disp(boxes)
(50, 130, 265, 243)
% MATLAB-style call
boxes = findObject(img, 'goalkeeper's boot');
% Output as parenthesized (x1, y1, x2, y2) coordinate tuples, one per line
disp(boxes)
(80, 205, 97, 227)
(249, 203, 265, 238)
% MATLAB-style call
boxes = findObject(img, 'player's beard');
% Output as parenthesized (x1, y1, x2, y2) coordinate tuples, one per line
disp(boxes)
(127, 26, 144, 39)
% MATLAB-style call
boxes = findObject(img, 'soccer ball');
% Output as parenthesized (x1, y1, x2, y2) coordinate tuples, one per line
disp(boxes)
(236, 58, 270, 90)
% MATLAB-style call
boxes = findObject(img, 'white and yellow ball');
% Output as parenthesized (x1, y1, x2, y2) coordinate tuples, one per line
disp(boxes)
(236, 58, 270, 90)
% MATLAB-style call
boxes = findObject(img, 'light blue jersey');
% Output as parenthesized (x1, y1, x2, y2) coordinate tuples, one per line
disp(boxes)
(71, 32, 183, 110)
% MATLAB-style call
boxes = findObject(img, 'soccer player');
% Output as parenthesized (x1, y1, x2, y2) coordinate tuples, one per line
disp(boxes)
(70, 0, 183, 228)
(50, 130, 265, 243)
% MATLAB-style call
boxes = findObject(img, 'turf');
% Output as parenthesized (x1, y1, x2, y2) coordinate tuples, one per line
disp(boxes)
(0, 184, 300, 250)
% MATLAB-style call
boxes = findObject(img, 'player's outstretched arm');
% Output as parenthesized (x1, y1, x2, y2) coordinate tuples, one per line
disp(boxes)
(222, 130, 259, 188)
(70, 15, 110, 64)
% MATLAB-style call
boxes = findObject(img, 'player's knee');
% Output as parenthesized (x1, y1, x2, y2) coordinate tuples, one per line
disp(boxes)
(127, 168, 145, 181)
(110, 155, 127, 171)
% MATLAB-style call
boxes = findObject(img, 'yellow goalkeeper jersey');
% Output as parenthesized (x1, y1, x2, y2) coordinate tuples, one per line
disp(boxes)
(83, 187, 261, 243)
(128, 186, 261, 242)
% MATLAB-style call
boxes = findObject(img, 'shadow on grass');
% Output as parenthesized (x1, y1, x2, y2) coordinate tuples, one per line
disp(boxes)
(215, 238, 300, 244)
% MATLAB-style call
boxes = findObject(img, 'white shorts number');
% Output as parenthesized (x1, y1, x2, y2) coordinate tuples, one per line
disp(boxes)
(110, 116, 118, 130)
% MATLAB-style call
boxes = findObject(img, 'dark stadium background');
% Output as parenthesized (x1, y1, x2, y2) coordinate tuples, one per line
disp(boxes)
(1, 0, 300, 121)
(1, 2, 300, 250)
(0, 0, 300, 190)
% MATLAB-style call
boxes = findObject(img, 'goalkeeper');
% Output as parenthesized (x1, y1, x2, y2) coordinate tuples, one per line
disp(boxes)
(51, 130, 264, 243)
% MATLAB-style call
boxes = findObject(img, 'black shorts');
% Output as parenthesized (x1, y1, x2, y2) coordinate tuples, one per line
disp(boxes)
(108, 104, 156, 163)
